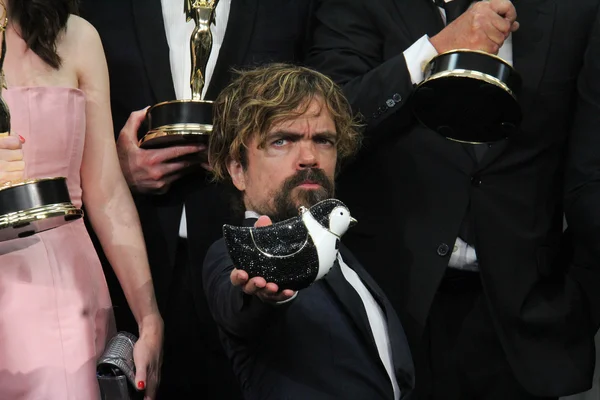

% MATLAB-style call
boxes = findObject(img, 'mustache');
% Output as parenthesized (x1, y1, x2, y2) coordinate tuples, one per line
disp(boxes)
(281, 168, 334, 193)
(270, 168, 334, 222)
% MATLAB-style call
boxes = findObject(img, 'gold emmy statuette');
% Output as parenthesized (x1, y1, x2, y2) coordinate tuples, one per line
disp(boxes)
(140, 0, 219, 149)
(0, 17, 83, 242)
(410, 50, 523, 144)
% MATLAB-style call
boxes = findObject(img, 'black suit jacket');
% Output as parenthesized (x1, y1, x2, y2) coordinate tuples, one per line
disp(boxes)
(308, 0, 600, 396)
(203, 228, 415, 400)
(79, 0, 316, 327)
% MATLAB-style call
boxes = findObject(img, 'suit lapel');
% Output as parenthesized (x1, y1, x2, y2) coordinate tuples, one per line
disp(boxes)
(205, 0, 259, 100)
(131, 0, 177, 103)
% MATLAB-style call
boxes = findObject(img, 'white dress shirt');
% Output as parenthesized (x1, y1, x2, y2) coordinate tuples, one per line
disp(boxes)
(339, 255, 400, 399)
(402, 0, 514, 270)
(160, 0, 232, 238)
(244, 210, 400, 399)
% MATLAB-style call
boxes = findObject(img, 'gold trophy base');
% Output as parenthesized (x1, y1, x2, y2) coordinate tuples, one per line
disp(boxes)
(411, 50, 523, 144)
(0, 177, 84, 242)
(140, 99, 213, 149)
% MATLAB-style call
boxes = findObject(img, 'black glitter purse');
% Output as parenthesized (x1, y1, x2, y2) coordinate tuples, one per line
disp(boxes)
(223, 199, 356, 291)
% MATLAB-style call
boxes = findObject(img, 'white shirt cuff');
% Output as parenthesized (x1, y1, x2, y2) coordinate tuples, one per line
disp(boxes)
(403, 35, 439, 84)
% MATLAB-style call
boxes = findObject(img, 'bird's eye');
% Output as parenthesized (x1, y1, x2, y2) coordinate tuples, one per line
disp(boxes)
(340, 212, 344, 215)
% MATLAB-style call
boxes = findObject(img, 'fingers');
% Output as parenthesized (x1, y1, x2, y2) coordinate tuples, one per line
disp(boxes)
(2, 160, 25, 172)
(151, 144, 206, 164)
(257, 288, 296, 303)
(0, 134, 22, 150)
(243, 276, 268, 295)
(489, 0, 517, 23)
(231, 268, 249, 287)
(482, 22, 507, 50)
(133, 352, 148, 394)
(120, 107, 150, 142)
(489, 12, 512, 39)
(151, 160, 200, 181)
(230, 269, 297, 302)
(144, 368, 159, 400)
(0, 135, 24, 184)
(484, 0, 518, 39)
(0, 148, 23, 162)
(0, 170, 24, 183)
(254, 215, 273, 228)
(230, 271, 270, 295)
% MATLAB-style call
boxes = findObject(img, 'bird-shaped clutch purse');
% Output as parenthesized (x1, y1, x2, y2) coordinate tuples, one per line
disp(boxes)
(223, 198, 357, 291)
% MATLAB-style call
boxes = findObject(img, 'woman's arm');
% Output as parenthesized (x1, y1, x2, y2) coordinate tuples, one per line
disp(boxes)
(69, 16, 162, 397)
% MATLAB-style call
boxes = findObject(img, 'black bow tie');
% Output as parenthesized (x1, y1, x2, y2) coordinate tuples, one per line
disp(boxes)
(435, 0, 473, 23)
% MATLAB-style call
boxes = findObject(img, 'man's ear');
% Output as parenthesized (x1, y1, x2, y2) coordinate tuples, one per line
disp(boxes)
(227, 158, 246, 191)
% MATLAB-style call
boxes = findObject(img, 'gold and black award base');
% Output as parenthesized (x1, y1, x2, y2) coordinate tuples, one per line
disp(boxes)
(139, 99, 213, 149)
(411, 50, 523, 144)
(0, 177, 83, 242)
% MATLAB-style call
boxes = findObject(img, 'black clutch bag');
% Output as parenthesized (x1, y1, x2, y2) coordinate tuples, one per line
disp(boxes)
(97, 332, 144, 400)
(222, 199, 356, 290)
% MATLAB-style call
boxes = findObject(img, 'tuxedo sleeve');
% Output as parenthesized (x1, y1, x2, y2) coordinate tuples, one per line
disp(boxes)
(202, 238, 289, 338)
(564, 5, 600, 330)
(307, 0, 417, 140)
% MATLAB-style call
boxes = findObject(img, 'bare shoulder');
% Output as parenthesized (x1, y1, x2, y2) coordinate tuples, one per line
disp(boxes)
(59, 15, 108, 88)
(59, 14, 104, 61)
(65, 15, 102, 48)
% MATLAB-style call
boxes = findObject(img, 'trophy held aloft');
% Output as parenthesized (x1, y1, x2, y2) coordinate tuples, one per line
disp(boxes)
(411, 49, 522, 144)
(0, 18, 82, 242)
(139, 0, 218, 149)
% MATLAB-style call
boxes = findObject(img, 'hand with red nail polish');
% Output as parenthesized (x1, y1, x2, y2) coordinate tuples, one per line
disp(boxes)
(133, 312, 163, 400)
(0, 132, 25, 185)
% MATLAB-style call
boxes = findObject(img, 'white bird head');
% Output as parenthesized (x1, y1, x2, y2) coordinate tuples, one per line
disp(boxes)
(328, 205, 355, 237)
(303, 199, 357, 239)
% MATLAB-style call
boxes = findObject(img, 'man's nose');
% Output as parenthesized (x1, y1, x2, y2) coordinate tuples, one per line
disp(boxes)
(297, 142, 318, 169)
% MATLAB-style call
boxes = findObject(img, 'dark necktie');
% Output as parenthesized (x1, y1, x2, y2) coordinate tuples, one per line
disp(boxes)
(435, 0, 472, 24)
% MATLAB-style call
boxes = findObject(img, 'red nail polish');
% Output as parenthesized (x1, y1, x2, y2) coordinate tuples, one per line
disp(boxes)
(18, 135, 25, 143)
(137, 381, 145, 390)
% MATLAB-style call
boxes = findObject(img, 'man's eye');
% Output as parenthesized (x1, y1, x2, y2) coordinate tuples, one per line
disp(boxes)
(272, 138, 288, 146)
(315, 137, 334, 145)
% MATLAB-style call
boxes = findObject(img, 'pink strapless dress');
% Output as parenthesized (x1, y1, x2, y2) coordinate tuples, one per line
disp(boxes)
(0, 87, 113, 399)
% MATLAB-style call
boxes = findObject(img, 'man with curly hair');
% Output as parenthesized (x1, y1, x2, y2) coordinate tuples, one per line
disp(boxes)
(203, 63, 414, 400)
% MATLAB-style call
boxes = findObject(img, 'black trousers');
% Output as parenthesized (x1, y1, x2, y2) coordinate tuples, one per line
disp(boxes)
(414, 269, 557, 400)
(157, 239, 242, 400)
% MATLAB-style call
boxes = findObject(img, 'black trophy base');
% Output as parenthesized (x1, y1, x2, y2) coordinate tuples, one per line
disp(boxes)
(411, 50, 523, 144)
(0, 177, 83, 242)
(140, 99, 213, 149)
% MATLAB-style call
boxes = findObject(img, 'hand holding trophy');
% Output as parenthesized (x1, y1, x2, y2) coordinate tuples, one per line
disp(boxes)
(0, 16, 82, 242)
(140, 0, 219, 148)
(411, 0, 522, 143)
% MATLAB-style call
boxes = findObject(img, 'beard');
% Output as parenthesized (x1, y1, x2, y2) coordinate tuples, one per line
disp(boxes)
(269, 168, 335, 222)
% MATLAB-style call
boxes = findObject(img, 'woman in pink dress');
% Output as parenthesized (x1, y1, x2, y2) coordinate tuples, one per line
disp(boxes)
(0, 0, 163, 399)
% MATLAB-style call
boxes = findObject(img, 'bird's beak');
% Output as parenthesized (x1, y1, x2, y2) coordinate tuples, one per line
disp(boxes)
(349, 217, 358, 227)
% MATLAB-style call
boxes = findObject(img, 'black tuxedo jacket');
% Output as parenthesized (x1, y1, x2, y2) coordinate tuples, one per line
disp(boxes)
(203, 227, 415, 400)
(79, 0, 316, 324)
(308, 0, 600, 396)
